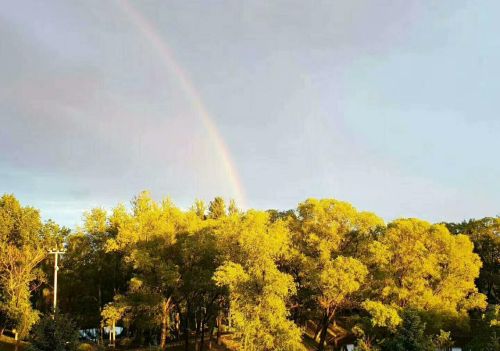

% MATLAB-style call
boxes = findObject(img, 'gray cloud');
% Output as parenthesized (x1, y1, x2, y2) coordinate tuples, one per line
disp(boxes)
(1, 0, 498, 226)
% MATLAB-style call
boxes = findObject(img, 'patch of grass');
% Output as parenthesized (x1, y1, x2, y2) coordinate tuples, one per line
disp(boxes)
(77, 342, 101, 351)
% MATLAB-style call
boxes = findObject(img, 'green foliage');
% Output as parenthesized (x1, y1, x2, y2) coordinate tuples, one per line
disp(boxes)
(208, 197, 227, 219)
(319, 256, 367, 307)
(214, 211, 304, 351)
(57, 206, 130, 330)
(368, 219, 486, 333)
(291, 199, 383, 350)
(28, 314, 79, 351)
(294, 198, 384, 261)
(0, 193, 494, 351)
(227, 199, 239, 215)
(356, 339, 380, 351)
(0, 194, 65, 338)
(433, 330, 453, 350)
(382, 310, 433, 351)
(465, 305, 500, 351)
(192, 199, 207, 219)
(0, 194, 42, 246)
(361, 301, 401, 331)
(445, 218, 499, 305)
(100, 302, 126, 328)
(351, 325, 380, 351)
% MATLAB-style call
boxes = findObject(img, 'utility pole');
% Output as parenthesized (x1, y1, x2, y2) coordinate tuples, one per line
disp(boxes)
(48, 249, 65, 315)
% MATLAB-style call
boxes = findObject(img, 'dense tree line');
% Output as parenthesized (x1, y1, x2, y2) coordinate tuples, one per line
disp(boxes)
(0, 193, 498, 350)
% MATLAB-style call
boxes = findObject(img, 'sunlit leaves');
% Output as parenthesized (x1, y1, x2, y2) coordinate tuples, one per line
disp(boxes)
(374, 219, 486, 314)
(318, 256, 368, 310)
(214, 211, 304, 351)
(361, 300, 401, 331)
(0, 195, 50, 337)
(0, 192, 493, 349)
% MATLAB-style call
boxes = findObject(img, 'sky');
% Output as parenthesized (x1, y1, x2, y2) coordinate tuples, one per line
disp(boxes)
(1, 0, 499, 227)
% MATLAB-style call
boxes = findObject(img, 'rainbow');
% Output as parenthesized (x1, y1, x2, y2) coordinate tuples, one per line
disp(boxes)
(117, 0, 247, 208)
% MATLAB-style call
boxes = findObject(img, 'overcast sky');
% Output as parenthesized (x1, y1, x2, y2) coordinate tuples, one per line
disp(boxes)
(1, 0, 499, 227)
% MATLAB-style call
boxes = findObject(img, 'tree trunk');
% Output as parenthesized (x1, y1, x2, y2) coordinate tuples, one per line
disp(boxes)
(175, 312, 181, 340)
(195, 312, 201, 351)
(98, 282, 103, 346)
(199, 317, 206, 351)
(216, 315, 222, 346)
(109, 325, 112, 346)
(208, 320, 215, 350)
(99, 325, 104, 346)
(317, 311, 331, 351)
(185, 303, 190, 351)
(112, 320, 116, 347)
(160, 297, 172, 350)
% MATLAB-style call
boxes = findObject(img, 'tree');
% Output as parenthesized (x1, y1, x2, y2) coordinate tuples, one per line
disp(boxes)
(314, 257, 368, 350)
(106, 192, 198, 349)
(291, 198, 383, 350)
(0, 194, 64, 338)
(361, 300, 401, 332)
(228, 199, 239, 216)
(192, 199, 207, 220)
(3, 192, 495, 351)
(368, 219, 486, 332)
(466, 304, 500, 351)
(101, 301, 126, 347)
(56, 207, 129, 342)
(174, 227, 223, 351)
(208, 197, 226, 219)
(445, 218, 499, 304)
(214, 211, 304, 351)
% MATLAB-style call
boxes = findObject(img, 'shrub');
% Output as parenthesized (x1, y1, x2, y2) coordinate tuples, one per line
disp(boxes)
(28, 314, 79, 351)
(382, 310, 433, 351)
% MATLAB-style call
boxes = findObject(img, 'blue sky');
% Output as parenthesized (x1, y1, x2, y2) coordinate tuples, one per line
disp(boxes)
(1, 0, 499, 227)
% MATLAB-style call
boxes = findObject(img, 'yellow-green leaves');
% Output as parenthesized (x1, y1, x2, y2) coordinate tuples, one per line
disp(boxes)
(372, 218, 486, 319)
(3, 192, 493, 348)
(214, 262, 249, 288)
(490, 305, 500, 327)
(216, 210, 291, 267)
(295, 198, 383, 262)
(108, 191, 188, 252)
(319, 257, 368, 309)
(361, 300, 401, 331)
(214, 211, 304, 351)
(0, 194, 49, 338)
(101, 301, 126, 328)
(433, 329, 454, 349)
(293, 198, 383, 350)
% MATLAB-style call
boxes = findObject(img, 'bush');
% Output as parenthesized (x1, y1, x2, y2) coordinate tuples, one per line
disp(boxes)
(28, 314, 79, 351)
(433, 330, 453, 350)
(466, 306, 500, 351)
(382, 310, 433, 351)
